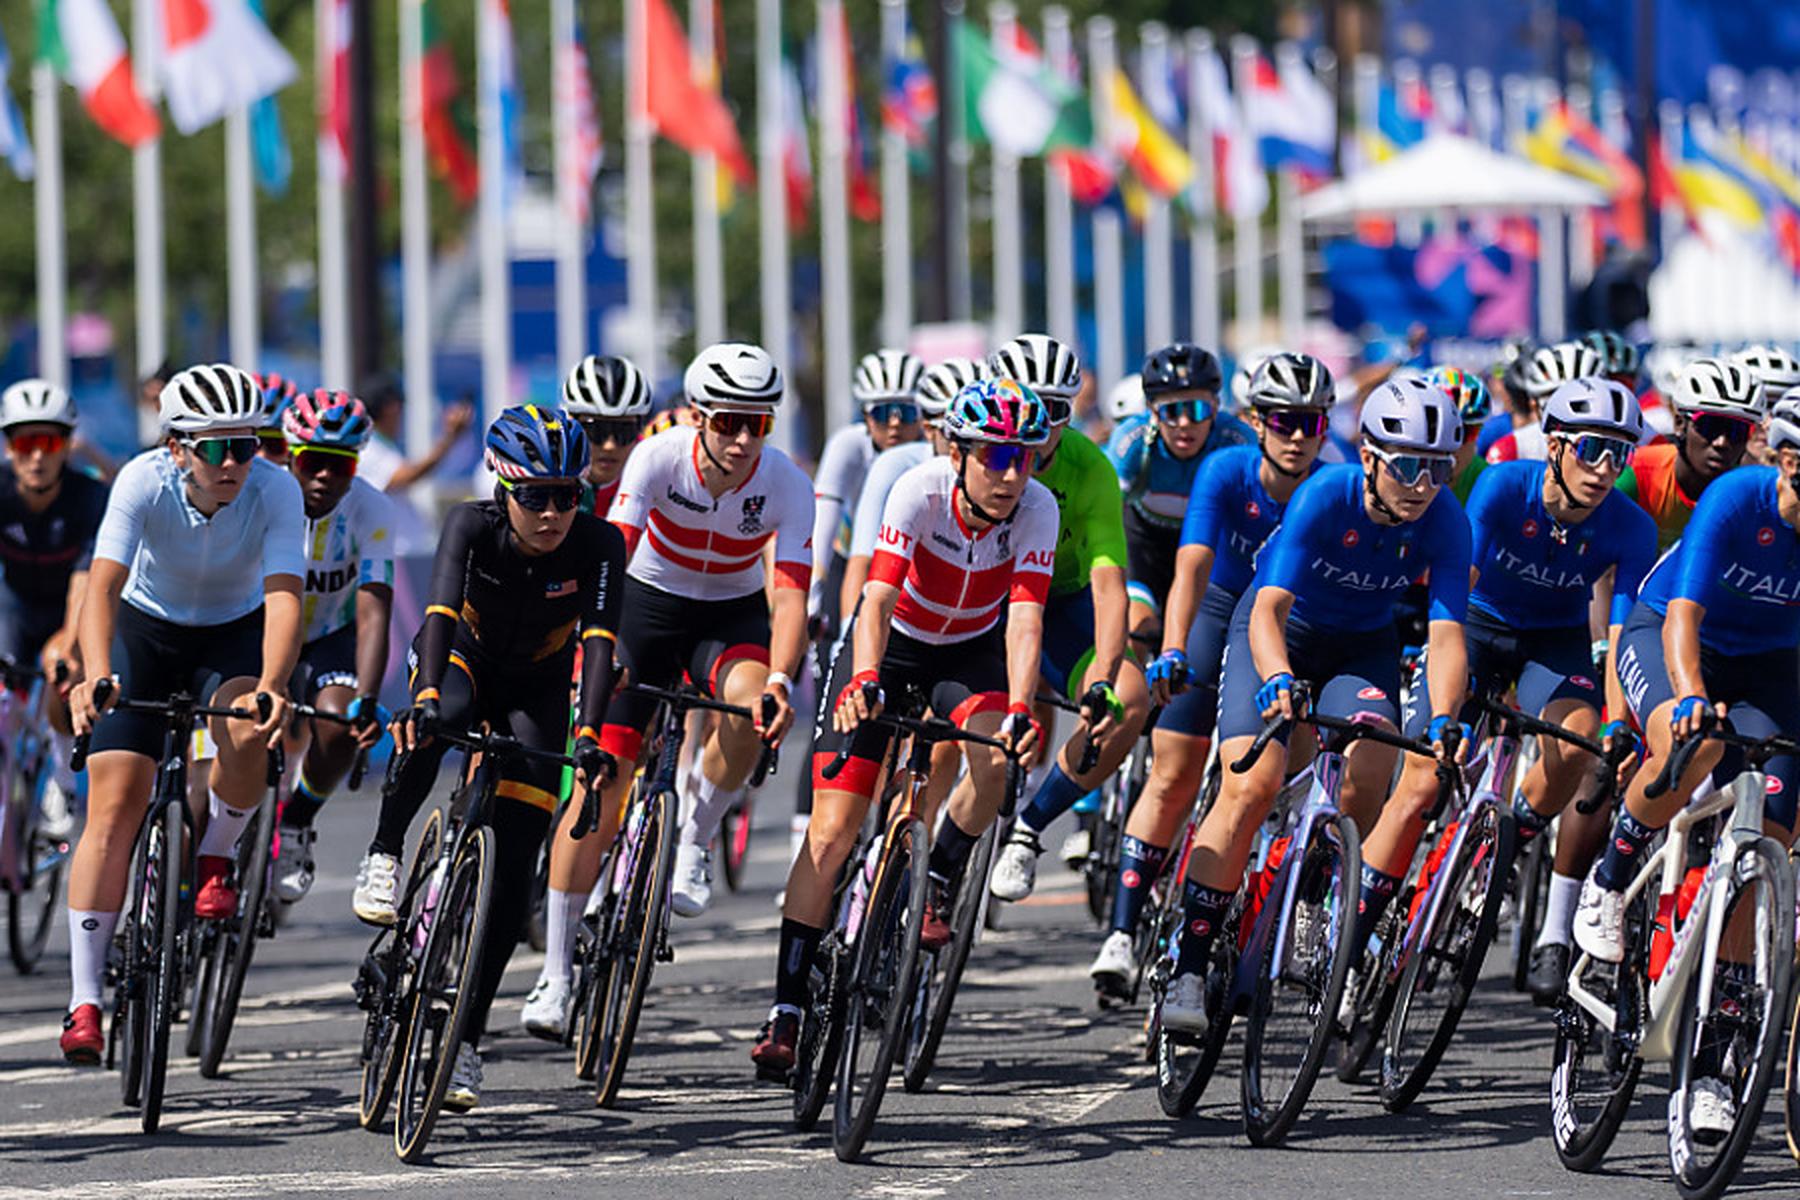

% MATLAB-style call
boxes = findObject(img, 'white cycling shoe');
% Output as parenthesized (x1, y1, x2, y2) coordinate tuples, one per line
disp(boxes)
(520, 974, 570, 1041)
(989, 836, 1040, 902)
(444, 1043, 481, 1112)
(273, 825, 317, 904)
(1572, 875, 1626, 964)
(1089, 930, 1136, 997)
(1161, 972, 1209, 1037)
(671, 842, 713, 918)
(352, 852, 400, 927)
(1689, 1077, 1735, 1144)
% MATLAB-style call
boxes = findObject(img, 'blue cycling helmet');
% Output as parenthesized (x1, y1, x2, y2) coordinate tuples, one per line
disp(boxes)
(484, 404, 587, 480)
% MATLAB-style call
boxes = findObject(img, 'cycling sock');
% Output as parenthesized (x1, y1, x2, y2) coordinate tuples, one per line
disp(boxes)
(1536, 872, 1584, 949)
(542, 887, 584, 980)
(929, 817, 982, 888)
(198, 792, 254, 860)
(774, 917, 825, 1011)
(1510, 791, 1553, 844)
(1595, 809, 1657, 892)
(681, 772, 741, 848)
(282, 774, 328, 829)
(1018, 764, 1086, 836)
(1357, 865, 1402, 941)
(1176, 880, 1233, 976)
(67, 908, 120, 1009)
(1109, 836, 1169, 935)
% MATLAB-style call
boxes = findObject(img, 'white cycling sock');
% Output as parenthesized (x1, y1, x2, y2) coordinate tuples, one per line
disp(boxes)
(1536, 872, 1584, 949)
(68, 908, 120, 1009)
(198, 791, 254, 859)
(681, 773, 741, 848)
(542, 887, 584, 980)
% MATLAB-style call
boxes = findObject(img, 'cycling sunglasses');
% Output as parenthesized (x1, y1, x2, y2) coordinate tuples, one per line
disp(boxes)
(294, 446, 358, 479)
(965, 441, 1035, 474)
(865, 401, 921, 425)
(702, 408, 775, 439)
(1369, 444, 1455, 488)
(500, 477, 581, 513)
(1153, 397, 1215, 425)
(7, 430, 67, 457)
(183, 435, 259, 466)
(1689, 413, 1755, 446)
(1259, 408, 1329, 439)
(257, 428, 290, 455)
(1562, 433, 1635, 471)
(576, 416, 644, 446)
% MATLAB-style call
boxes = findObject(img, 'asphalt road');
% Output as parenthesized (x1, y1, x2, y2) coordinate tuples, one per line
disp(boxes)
(3, 769, 1799, 1199)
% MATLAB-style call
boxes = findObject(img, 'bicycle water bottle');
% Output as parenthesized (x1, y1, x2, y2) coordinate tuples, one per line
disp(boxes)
(413, 858, 449, 953)
(844, 834, 883, 944)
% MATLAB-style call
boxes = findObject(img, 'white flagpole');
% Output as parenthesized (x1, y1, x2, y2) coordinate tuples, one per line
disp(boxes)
(1185, 30, 1218, 351)
(878, 0, 910, 348)
(1533, 78, 1565, 341)
(989, 3, 1023, 343)
(226, 107, 259, 371)
(947, 2, 972, 321)
(1393, 57, 1423, 245)
(1230, 35, 1261, 350)
(32, 62, 66, 389)
(1564, 80, 1596, 294)
(477, 0, 512, 422)
(1274, 44, 1306, 348)
(755, 0, 794, 456)
(1466, 67, 1497, 147)
(818, 0, 854, 431)
(1042, 6, 1076, 347)
(316, 0, 349, 387)
(1087, 17, 1124, 393)
(399, 0, 435, 454)
(625, 0, 657, 375)
(552, 0, 585, 367)
(133, 0, 165, 378)
(690, 0, 724, 348)
(1139, 22, 1173, 353)
(1353, 53, 1379, 171)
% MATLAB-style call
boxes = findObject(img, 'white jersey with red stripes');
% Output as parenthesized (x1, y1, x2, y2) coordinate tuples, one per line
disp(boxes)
(608, 425, 814, 601)
(868, 456, 1057, 645)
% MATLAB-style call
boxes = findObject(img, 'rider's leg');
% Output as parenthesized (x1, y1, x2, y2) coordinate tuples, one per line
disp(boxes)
(538, 754, 635, 984)
(198, 674, 281, 868)
(1176, 736, 1286, 973)
(682, 654, 770, 848)
(933, 709, 1010, 888)
(64, 751, 155, 1008)
(288, 682, 360, 822)
(1110, 727, 1204, 937)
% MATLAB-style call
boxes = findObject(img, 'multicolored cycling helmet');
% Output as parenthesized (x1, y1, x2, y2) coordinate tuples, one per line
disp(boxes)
(256, 371, 300, 429)
(1425, 365, 1491, 424)
(0, 379, 76, 431)
(942, 378, 1050, 446)
(284, 389, 374, 452)
(1579, 329, 1642, 382)
(484, 403, 587, 480)
(916, 357, 989, 419)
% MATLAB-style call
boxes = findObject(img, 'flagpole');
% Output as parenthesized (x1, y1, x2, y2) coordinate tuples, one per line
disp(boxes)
(316, 0, 350, 387)
(947, 0, 972, 321)
(818, 0, 854, 431)
(1185, 30, 1218, 351)
(1274, 45, 1306, 349)
(1087, 17, 1123, 393)
(398, 0, 435, 457)
(552, 0, 584, 367)
(1042, 6, 1076, 348)
(1229, 35, 1261, 351)
(1392, 58, 1423, 246)
(1139, 22, 1173, 353)
(989, 3, 1023, 342)
(132, 0, 165, 379)
(1532, 78, 1565, 342)
(1466, 68, 1497, 147)
(32, 62, 66, 390)
(226, 107, 259, 371)
(690, 0, 725, 348)
(1564, 80, 1596, 296)
(477, 0, 512, 422)
(878, 0, 911, 349)
(1353, 54, 1379, 171)
(755, 0, 794, 455)
(625, 0, 657, 377)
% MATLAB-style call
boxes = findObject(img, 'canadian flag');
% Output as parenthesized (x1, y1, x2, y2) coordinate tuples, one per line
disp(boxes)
(160, 0, 298, 135)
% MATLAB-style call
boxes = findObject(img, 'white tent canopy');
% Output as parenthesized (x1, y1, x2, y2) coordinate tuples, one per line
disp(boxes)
(1300, 134, 1608, 221)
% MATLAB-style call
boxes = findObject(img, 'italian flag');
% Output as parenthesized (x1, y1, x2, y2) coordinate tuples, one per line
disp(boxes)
(36, 0, 159, 146)
(954, 17, 1090, 159)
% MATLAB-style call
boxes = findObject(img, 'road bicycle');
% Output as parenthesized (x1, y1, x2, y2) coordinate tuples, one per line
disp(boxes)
(0, 657, 64, 973)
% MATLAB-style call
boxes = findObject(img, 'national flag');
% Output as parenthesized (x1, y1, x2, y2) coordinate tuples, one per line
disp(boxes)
(479, 0, 523, 206)
(318, 0, 348, 179)
(644, 0, 753, 186)
(160, 0, 298, 135)
(246, 0, 289, 193)
(1718, 133, 1800, 270)
(881, 23, 935, 152)
(0, 28, 35, 180)
(781, 55, 811, 229)
(1246, 48, 1333, 178)
(1519, 99, 1645, 247)
(821, 3, 878, 222)
(421, 0, 477, 205)
(1672, 124, 1767, 230)
(557, 7, 603, 224)
(1195, 43, 1264, 217)
(1108, 69, 1191, 198)
(1648, 135, 1703, 236)
(35, 0, 159, 146)
(954, 17, 1091, 159)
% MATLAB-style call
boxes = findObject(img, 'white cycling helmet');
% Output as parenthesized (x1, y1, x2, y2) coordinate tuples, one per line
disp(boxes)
(1523, 341, 1605, 399)
(0, 379, 76, 431)
(1106, 374, 1146, 422)
(1670, 357, 1761, 419)
(159, 363, 264, 435)
(683, 342, 783, 410)
(1766, 390, 1800, 453)
(1540, 378, 1645, 442)
(916, 357, 988, 419)
(1248, 352, 1335, 410)
(1360, 376, 1464, 454)
(852, 349, 924, 406)
(1729, 345, 1800, 410)
(563, 355, 653, 418)
(989, 333, 1082, 401)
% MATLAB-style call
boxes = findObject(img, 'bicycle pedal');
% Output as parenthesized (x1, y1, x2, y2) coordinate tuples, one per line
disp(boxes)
(656, 943, 675, 964)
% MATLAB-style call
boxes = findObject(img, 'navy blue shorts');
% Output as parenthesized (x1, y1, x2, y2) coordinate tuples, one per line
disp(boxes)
(1215, 590, 1402, 746)
(1040, 588, 1098, 701)
(1402, 615, 1600, 738)
(1614, 601, 1800, 829)
(1155, 584, 1240, 739)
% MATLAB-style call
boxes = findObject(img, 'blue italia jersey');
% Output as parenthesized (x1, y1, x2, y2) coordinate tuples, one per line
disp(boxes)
(1255, 462, 1471, 633)
(1106, 410, 1253, 528)
(1639, 466, 1800, 655)
(1466, 460, 1656, 631)
(1177, 445, 1316, 598)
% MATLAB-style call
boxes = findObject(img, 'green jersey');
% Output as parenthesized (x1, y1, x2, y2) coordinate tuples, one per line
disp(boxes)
(1032, 428, 1130, 597)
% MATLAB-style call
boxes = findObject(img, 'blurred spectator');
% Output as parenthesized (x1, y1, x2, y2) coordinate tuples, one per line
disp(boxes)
(359, 375, 474, 553)
(1071, 369, 1106, 442)
(133, 359, 174, 450)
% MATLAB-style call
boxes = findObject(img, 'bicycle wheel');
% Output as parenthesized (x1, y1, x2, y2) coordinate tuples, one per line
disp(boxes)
(526, 816, 553, 953)
(7, 762, 61, 974)
(199, 792, 276, 1077)
(141, 799, 185, 1134)
(117, 812, 160, 1109)
(184, 925, 220, 1060)
(594, 786, 676, 1108)
(719, 797, 751, 893)
(1335, 899, 1407, 1084)
(793, 934, 847, 1131)
(1153, 920, 1239, 1119)
(903, 821, 996, 1092)
(833, 817, 929, 1163)
(358, 808, 442, 1130)
(1667, 838, 1793, 1200)
(1381, 806, 1516, 1111)
(1510, 828, 1551, 993)
(1081, 807, 1109, 925)
(571, 904, 607, 1080)
(394, 826, 494, 1163)
(1240, 813, 1361, 1147)
(1549, 885, 1649, 1172)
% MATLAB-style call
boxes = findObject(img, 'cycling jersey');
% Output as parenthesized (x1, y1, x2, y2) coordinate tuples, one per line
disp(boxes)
(1450, 453, 1485, 504)
(1032, 428, 1129, 598)
(868, 456, 1057, 645)
(298, 477, 396, 643)
(809, 423, 877, 602)
(580, 473, 622, 519)
(1484, 425, 1547, 463)
(1474, 412, 1516, 458)
(609, 425, 813, 602)
(1254, 462, 1471, 633)
(848, 442, 934, 560)
(1177, 445, 1317, 598)
(0, 463, 107, 610)
(1106, 411, 1253, 528)
(1637, 466, 1800, 655)
(1616, 442, 1699, 550)
(1465, 459, 1656, 631)
(94, 449, 305, 625)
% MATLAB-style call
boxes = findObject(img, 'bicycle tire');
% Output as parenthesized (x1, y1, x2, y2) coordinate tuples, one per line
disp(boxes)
(571, 904, 608, 1080)
(526, 816, 554, 953)
(1335, 900, 1406, 1085)
(1241, 812, 1360, 1147)
(1510, 829, 1551, 993)
(1081, 807, 1110, 925)
(1667, 838, 1793, 1200)
(141, 799, 185, 1134)
(595, 786, 676, 1108)
(358, 809, 442, 1130)
(1788, 946, 1800, 1166)
(1549, 884, 1649, 1172)
(1381, 806, 1516, 1111)
(184, 925, 220, 1060)
(6, 758, 60, 974)
(903, 821, 997, 1092)
(833, 817, 929, 1163)
(117, 809, 160, 1110)
(793, 934, 847, 1131)
(199, 792, 276, 1077)
(395, 825, 494, 1163)
(720, 798, 751, 893)
(1153, 918, 1239, 1118)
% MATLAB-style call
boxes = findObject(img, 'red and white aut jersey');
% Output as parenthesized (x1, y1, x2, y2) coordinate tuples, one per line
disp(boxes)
(868, 457, 1057, 644)
(608, 425, 814, 600)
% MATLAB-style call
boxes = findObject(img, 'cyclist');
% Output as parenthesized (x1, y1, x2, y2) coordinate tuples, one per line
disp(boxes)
(61, 364, 303, 1065)
(1474, 338, 1536, 458)
(1729, 344, 1800, 466)
(1485, 342, 1603, 463)
(750, 378, 1055, 1074)
(1096, 354, 1332, 998)
(985, 334, 1151, 904)
(1616, 357, 1760, 550)
(254, 372, 298, 465)
(1580, 329, 1643, 392)
(1574, 395, 1800, 1139)
(521, 344, 810, 1039)
(1161, 377, 1472, 1034)
(1429, 366, 1492, 503)
(561, 353, 653, 515)
(353, 404, 624, 1109)
(270, 390, 394, 906)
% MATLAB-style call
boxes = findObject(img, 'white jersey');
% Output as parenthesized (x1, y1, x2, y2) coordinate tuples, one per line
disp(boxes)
(299, 477, 398, 643)
(809, 423, 877, 610)
(608, 425, 814, 601)
(868, 457, 1057, 645)
(849, 442, 934, 560)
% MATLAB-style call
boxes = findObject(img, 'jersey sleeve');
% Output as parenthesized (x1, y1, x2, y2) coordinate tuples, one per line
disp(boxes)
(605, 434, 660, 554)
(356, 486, 398, 590)
(868, 469, 928, 589)
(1423, 493, 1473, 623)
(71, 477, 106, 573)
(1606, 497, 1659, 626)
(1207, 411, 1255, 449)
(1009, 488, 1058, 607)
(259, 469, 307, 580)
(573, 520, 627, 737)
(772, 456, 816, 593)
(1180, 451, 1232, 551)
(849, 452, 905, 560)
(413, 504, 483, 700)
(809, 428, 860, 594)
(91, 455, 155, 570)
(1104, 420, 1145, 489)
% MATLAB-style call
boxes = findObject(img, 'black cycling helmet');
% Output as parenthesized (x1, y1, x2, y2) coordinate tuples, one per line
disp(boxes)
(1141, 343, 1223, 399)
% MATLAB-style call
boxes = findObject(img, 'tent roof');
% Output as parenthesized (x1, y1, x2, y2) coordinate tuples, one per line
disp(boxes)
(1300, 134, 1610, 221)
